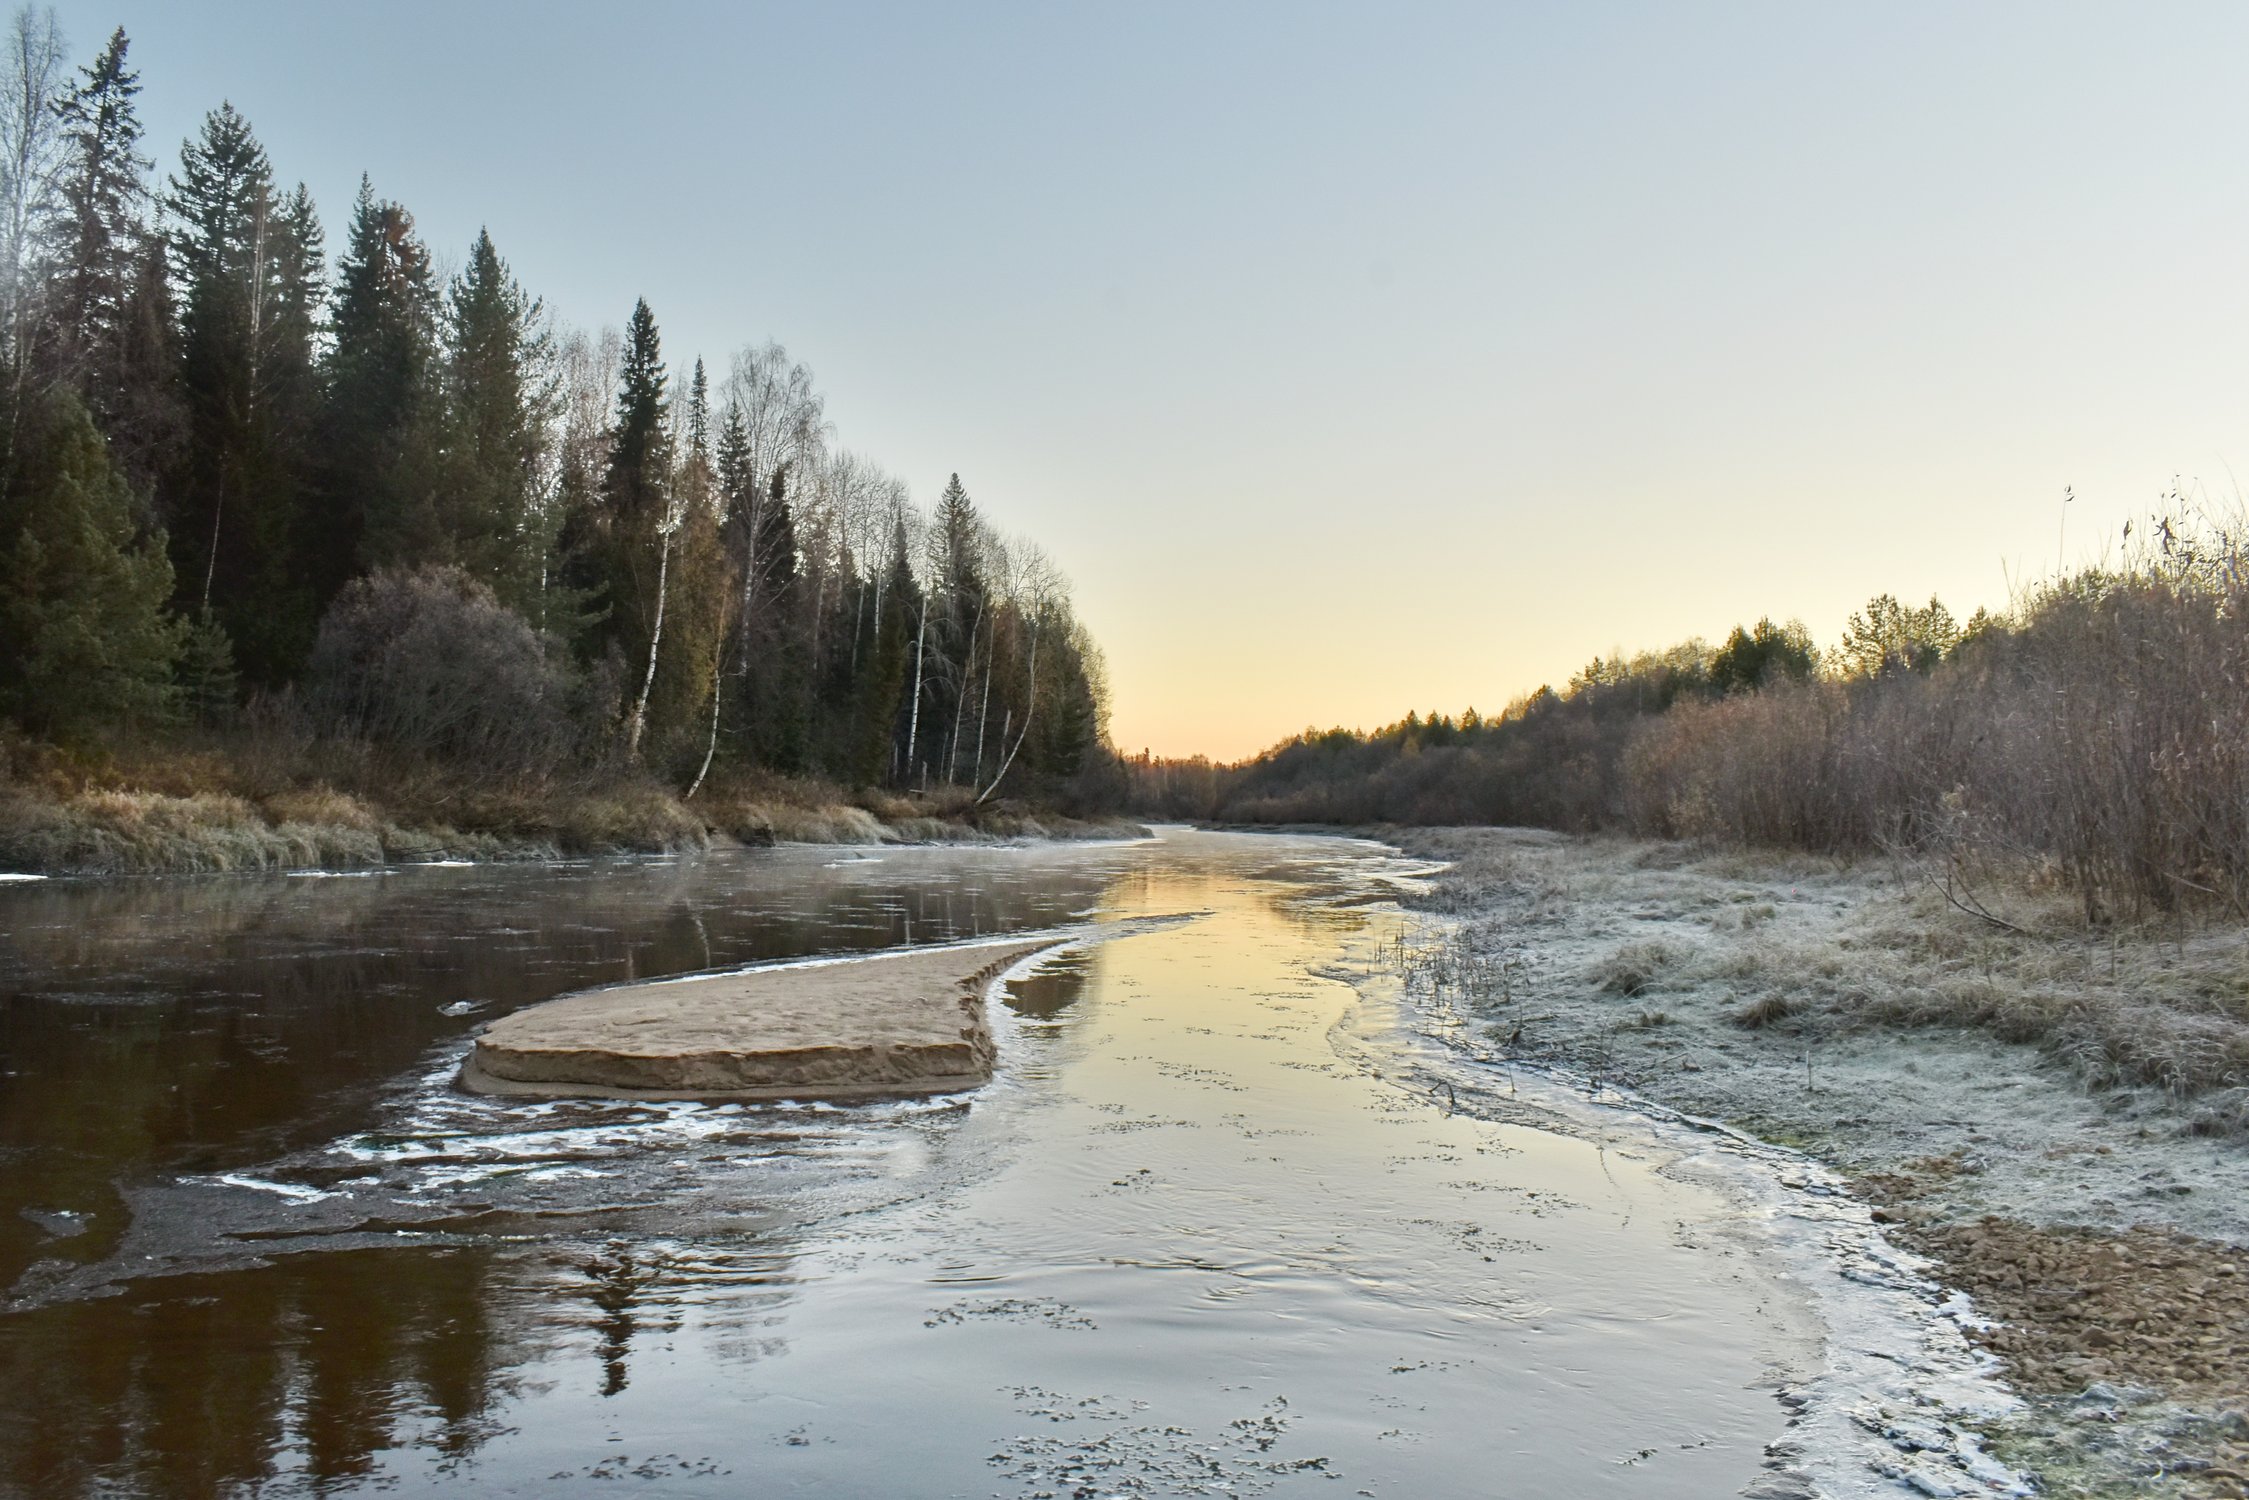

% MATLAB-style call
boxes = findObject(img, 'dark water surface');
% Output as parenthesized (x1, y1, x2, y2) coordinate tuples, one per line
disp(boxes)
(0, 831, 1792, 1497)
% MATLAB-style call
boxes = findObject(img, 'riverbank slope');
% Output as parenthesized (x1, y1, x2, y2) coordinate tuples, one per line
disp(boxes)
(1391, 826, 2249, 1500)
(0, 750, 1143, 877)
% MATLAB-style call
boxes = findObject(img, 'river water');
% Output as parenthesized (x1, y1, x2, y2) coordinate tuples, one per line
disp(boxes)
(0, 829, 1807, 1498)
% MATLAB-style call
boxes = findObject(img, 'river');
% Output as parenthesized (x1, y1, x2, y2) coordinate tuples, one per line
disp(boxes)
(0, 829, 1808, 1497)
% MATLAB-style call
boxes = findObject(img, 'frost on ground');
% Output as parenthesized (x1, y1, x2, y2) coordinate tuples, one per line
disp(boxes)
(1390, 826, 2249, 1500)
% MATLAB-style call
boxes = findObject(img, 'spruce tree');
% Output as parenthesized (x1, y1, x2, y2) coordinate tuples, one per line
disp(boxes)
(604, 298, 667, 524)
(39, 27, 152, 420)
(685, 356, 709, 465)
(103, 231, 181, 494)
(324, 175, 437, 579)
(850, 513, 919, 784)
(441, 226, 553, 615)
(603, 299, 675, 756)
(715, 398, 751, 511)
(167, 103, 297, 680)
(928, 472, 985, 777)
(0, 389, 183, 736)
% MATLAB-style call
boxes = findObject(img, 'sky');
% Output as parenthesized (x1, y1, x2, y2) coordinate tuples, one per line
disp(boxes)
(50, 1, 2249, 760)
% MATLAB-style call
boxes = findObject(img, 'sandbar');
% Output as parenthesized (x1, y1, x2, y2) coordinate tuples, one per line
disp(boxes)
(460, 938, 1063, 1102)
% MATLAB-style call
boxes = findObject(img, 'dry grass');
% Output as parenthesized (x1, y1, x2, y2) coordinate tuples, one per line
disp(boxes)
(1587, 939, 1682, 996)
(1730, 992, 1801, 1029)
(0, 738, 1147, 877)
(0, 788, 387, 875)
(1399, 826, 2249, 1134)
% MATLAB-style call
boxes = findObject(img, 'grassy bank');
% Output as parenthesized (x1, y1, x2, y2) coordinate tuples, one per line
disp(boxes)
(1392, 827, 2249, 1499)
(0, 736, 1143, 877)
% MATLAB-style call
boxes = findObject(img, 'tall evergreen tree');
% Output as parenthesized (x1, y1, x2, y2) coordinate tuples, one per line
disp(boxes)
(604, 297, 666, 525)
(603, 298, 675, 756)
(0, 389, 182, 736)
(167, 102, 312, 681)
(851, 512, 920, 784)
(38, 27, 150, 418)
(441, 226, 553, 616)
(102, 233, 180, 491)
(324, 175, 436, 579)
(684, 356, 709, 465)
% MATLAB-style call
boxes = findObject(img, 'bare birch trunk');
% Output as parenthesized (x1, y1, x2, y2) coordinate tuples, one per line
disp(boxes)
(975, 619, 1038, 806)
(904, 598, 928, 776)
(626, 523, 675, 763)
(686, 643, 724, 799)
(972, 611, 995, 782)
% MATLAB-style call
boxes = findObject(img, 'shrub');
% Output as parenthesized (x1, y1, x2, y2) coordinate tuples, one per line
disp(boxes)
(305, 565, 585, 774)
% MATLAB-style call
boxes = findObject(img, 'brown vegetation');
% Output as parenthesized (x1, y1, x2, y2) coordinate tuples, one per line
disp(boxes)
(0, 727, 1140, 876)
(1155, 510, 2249, 936)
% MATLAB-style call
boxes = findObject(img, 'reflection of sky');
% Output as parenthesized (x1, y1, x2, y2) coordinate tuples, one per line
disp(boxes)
(0, 832, 1798, 1494)
(49, 1, 2249, 757)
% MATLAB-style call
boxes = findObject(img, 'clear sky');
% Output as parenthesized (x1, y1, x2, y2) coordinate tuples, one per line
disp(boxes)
(51, 1, 2249, 760)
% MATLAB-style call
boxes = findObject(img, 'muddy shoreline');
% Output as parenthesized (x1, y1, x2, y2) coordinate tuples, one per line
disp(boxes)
(1384, 826, 2249, 1499)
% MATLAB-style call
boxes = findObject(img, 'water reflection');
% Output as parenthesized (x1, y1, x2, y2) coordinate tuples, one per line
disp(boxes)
(0, 847, 1118, 1294)
(0, 833, 1790, 1498)
(1000, 950, 1091, 1020)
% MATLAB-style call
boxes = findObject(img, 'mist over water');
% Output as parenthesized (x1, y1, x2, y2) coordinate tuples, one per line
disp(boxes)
(0, 832, 1794, 1496)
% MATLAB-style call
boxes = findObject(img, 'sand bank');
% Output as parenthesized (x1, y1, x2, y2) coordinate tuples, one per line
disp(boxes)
(461, 937, 1064, 1102)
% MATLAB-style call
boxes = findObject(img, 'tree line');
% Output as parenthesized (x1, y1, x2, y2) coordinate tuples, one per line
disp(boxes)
(1135, 549, 2249, 925)
(0, 14, 1111, 805)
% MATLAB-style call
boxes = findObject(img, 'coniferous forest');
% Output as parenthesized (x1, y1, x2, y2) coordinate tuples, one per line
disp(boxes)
(0, 17, 1120, 871)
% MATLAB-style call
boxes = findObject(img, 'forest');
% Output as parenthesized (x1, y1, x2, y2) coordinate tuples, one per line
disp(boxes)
(1141, 515, 2249, 925)
(0, 15, 1119, 871)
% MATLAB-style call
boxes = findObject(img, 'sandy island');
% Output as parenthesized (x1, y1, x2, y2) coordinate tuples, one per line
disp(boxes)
(460, 937, 1066, 1102)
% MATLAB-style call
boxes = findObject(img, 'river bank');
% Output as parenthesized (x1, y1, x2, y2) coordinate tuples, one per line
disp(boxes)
(1387, 826, 2249, 1499)
(0, 757, 1144, 877)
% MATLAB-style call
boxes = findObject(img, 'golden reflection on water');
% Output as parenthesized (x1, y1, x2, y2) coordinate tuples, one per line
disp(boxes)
(0, 834, 1792, 1498)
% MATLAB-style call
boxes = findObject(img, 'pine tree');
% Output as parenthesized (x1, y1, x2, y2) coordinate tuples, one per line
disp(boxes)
(38, 27, 152, 420)
(0, 389, 182, 736)
(324, 175, 437, 578)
